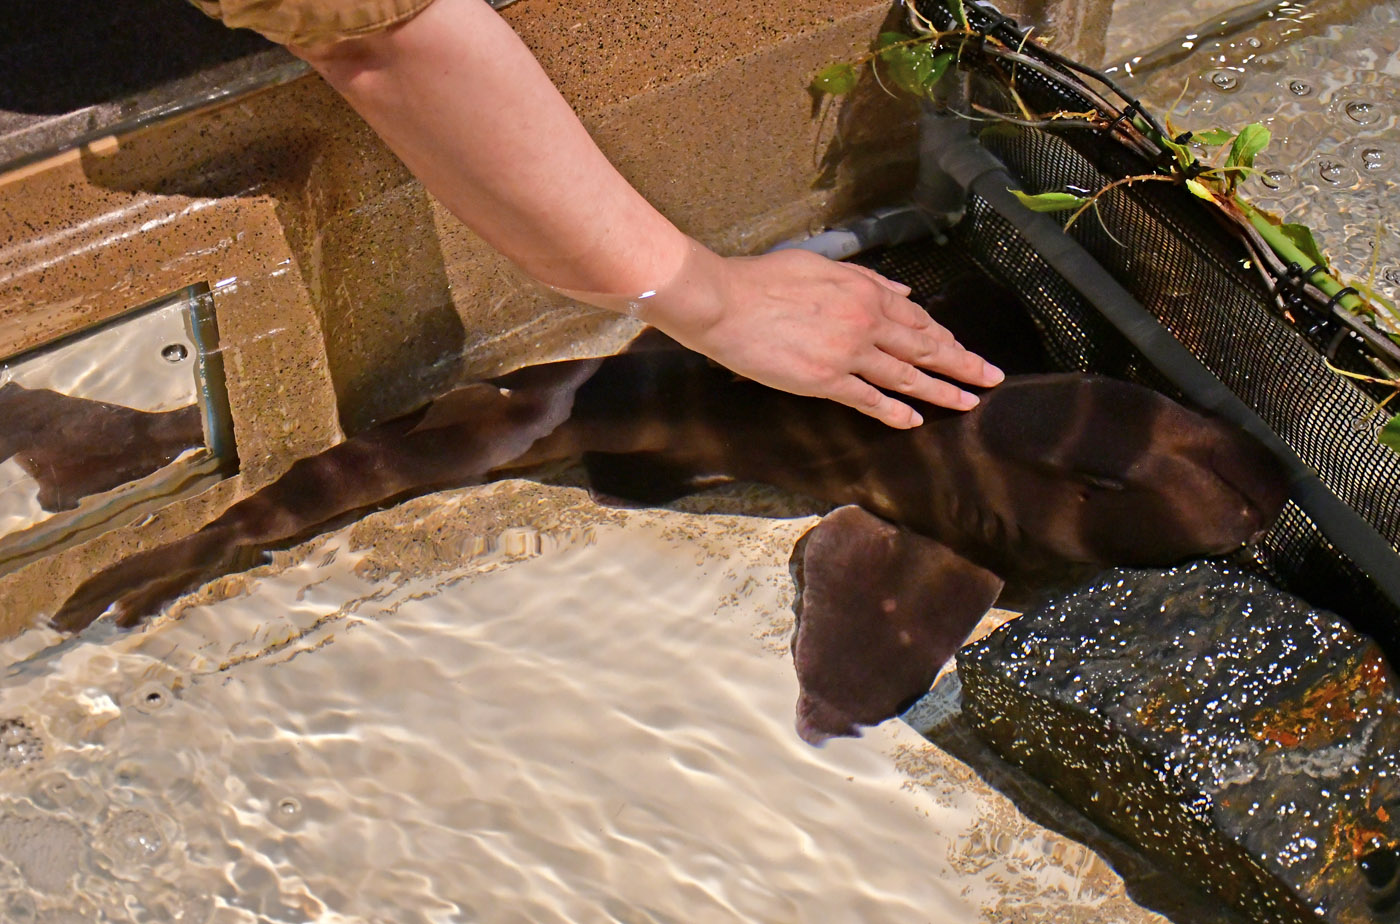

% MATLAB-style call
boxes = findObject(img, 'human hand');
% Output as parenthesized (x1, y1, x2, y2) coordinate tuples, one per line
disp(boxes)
(619, 243, 1005, 429)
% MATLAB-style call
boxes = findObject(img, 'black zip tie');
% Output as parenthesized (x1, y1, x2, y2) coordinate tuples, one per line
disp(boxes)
(1272, 263, 1341, 333)
(1297, 284, 1360, 342)
(1272, 262, 1329, 301)
(1272, 262, 1304, 301)
(974, 9, 1020, 40)
(1104, 100, 1143, 133)
(1324, 285, 1360, 315)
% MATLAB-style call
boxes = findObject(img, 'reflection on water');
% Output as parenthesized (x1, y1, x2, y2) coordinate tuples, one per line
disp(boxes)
(1109, 0, 1400, 300)
(0, 481, 1164, 923)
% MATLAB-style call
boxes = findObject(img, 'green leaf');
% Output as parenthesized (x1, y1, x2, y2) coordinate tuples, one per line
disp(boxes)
(1158, 134, 1194, 169)
(1010, 189, 1093, 212)
(810, 62, 858, 95)
(1278, 223, 1329, 270)
(875, 31, 912, 50)
(1381, 412, 1400, 453)
(1193, 128, 1235, 145)
(925, 51, 955, 89)
(875, 34, 949, 97)
(1185, 178, 1218, 203)
(1225, 123, 1271, 171)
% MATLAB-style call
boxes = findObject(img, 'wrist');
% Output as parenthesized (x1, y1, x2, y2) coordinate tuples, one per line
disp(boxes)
(550, 238, 732, 340)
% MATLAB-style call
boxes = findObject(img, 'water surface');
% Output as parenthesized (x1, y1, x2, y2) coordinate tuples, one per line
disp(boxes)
(0, 481, 1162, 923)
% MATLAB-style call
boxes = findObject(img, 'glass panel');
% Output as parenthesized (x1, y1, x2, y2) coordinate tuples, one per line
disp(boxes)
(0, 284, 235, 573)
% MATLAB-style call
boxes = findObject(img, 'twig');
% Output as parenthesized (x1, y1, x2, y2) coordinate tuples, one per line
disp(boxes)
(1063, 174, 1180, 229)
(968, 103, 1105, 131)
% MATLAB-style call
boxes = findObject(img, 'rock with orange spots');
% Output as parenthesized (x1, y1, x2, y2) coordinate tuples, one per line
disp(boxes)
(958, 561, 1400, 924)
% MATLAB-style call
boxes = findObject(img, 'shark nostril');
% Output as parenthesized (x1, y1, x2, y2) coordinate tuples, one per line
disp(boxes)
(1361, 846, 1399, 887)
(1360, 846, 1400, 913)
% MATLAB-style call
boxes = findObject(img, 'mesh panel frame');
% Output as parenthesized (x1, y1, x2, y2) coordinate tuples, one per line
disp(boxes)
(849, 24, 1400, 650)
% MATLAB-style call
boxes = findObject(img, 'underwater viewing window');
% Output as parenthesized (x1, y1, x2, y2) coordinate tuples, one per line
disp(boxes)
(0, 283, 235, 574)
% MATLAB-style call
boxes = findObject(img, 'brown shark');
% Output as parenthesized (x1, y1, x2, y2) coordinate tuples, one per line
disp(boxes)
(47, 340, 1288, 743)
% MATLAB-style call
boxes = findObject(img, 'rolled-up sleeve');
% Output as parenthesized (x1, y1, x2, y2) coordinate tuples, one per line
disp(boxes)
(188, 0, 439, 46)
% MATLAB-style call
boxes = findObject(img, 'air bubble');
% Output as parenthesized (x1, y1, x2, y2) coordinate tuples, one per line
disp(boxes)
(1260, 169, 1289, 190)
(130, 682, 173, 715)
(270, 795, 306, 831)
(1208, 70, 1240, 91)
(97, 809, 168, 867)
(1362, 148, 1388, 171)
(1288, 80, 1312, 96)
(30, 773, 102, 816)
(1345, 100, 1382, 124)
(1318, 160, 1355, 186)
(160, 343, 189, 363)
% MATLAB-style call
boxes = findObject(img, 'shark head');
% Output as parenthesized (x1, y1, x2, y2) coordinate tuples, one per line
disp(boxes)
(967, 374, 1289, 569)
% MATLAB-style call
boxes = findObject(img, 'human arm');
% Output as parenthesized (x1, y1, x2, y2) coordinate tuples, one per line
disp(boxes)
(290, 0, 1003, 427)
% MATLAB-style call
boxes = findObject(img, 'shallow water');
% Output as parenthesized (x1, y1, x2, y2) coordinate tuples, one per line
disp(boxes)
(13, 1, 1391, 917)
(0, 481, 1162, 923)
(1109, 0, 1400, 299)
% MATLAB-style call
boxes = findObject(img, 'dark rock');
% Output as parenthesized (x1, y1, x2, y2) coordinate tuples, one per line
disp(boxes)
(957, 562, 1400, 924)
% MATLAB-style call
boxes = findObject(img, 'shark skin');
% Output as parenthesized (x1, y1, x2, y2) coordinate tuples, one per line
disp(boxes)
(46, 341, 1289, 743)
(789, 505, 1005, 744)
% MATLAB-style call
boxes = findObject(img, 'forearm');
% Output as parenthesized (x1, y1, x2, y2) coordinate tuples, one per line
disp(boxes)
(290, 0, 1002, 428)
(291, 0, 689, 296)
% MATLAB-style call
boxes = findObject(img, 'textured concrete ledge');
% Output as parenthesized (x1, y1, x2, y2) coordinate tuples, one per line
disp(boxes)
(959, 562, 1400, 924)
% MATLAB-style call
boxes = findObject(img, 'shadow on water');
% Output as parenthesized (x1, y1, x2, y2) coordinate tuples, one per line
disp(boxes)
(926, 714, 1249, 924)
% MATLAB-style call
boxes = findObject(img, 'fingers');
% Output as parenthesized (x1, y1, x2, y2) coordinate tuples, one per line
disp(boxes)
(855, 351, 980, 412)
(842, 266, 1005, 389)
(876, 290, 941, 333)
(827, 375, 926, 429)
(875, 318, 1004, 388)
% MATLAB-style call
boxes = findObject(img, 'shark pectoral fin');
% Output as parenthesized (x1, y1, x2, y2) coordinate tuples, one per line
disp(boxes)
(790, 505, 1004, 745)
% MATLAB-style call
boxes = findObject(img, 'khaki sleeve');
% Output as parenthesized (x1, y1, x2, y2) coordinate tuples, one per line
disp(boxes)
(188, 0, 439, 46)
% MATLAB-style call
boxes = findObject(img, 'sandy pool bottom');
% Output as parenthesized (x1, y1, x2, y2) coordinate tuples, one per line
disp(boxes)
(0, 480, 1166, 923)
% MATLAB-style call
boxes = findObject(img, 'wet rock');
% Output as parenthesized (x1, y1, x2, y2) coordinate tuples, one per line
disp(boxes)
(958, 562, 1400, 924)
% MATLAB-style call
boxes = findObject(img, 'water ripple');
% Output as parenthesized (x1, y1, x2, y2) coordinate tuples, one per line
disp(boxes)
(0, 482, 1161, 921)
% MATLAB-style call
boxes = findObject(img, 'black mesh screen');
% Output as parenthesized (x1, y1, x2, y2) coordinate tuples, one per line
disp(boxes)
(848, 28, 1400, 651)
